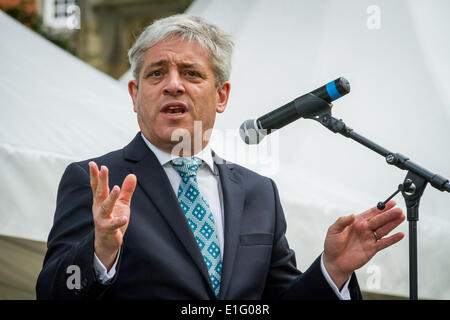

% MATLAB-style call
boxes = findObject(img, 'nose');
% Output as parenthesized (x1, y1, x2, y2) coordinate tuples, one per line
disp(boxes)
(163, 70, 185, 96)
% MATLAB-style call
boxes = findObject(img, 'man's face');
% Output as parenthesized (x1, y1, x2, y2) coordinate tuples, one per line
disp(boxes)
(128, 36, 230, 154)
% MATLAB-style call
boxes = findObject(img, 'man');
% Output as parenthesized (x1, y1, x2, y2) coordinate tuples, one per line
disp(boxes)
(36, 14, 405, 299)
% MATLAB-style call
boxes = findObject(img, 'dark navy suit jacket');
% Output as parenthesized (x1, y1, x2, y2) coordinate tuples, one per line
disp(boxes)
(36, 133, 361, 299)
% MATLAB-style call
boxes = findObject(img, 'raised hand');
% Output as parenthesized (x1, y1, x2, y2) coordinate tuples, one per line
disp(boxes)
(322, 200, 406, 289)
(89, 161, 137, 271)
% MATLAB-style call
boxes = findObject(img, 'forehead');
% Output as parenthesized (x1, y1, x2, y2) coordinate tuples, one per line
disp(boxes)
(142, 37, 211, 68)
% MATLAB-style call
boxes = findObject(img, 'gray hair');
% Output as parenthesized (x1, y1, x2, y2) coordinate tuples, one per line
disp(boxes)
(128, 14, 234, 87)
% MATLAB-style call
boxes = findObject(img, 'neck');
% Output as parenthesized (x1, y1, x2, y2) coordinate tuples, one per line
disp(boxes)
(142, 133, 209, 157)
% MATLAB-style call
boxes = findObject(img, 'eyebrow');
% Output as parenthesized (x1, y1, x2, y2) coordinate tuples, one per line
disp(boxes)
(142, 60, 205, 75)
(141, 60, 165, 75)
(179, 63, 203, 69)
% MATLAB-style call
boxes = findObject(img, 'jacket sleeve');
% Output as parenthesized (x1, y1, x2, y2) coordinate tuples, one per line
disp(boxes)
(36, 162, 120, 299)
(262, 178, 362, 300)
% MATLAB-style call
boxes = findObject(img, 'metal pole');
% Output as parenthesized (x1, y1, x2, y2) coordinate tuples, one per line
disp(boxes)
(408, 218, 418, 300)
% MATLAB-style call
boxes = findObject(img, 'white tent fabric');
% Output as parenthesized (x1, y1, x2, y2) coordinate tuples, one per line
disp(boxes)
(0, 11, 138, 242)
(0, 11, 138, 298)
(174, 0, 449, 299)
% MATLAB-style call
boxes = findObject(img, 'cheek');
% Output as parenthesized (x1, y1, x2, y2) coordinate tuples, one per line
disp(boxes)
(200, 103, 218, 129)
(197, 88, 219, 115)
(136, 94, 157, 116)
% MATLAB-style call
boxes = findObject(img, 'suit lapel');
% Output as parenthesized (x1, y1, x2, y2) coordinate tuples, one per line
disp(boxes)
(123, 133, 214, 297)
(214, 155, 245, 299)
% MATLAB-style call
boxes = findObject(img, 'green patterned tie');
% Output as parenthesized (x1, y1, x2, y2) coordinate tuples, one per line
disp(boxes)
(171, 157, 222, 298)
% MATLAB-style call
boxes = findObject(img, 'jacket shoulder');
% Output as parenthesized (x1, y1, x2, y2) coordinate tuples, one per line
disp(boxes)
(67, 148, 125, 173)
(221, 160, 277, 194)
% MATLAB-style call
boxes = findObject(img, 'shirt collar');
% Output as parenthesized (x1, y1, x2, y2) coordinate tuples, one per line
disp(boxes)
(140, 132, 216, 174)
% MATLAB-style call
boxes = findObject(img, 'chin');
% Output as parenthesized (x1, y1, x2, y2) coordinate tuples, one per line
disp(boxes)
(157, 128, 192, 146)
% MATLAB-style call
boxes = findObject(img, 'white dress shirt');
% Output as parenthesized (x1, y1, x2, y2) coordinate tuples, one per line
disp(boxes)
(93, 133, 351, 299)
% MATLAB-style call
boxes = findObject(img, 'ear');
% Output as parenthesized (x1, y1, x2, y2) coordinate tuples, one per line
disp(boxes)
(216, 81, 231, 114)
(128, 80, 139, 112)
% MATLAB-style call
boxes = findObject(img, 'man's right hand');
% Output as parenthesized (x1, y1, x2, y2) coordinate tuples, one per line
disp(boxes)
(89, 161, 137, 271)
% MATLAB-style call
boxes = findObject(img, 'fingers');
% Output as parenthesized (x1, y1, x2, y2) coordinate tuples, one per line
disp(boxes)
(107, 215, 128, 230)
(371, 211, 406, 239)
(89, 163, 136, 220)
(96, 213, 128, 232)
(360, 200, 397, 220)
(89, 161, 99, 194)
(118, 174, 137, 206)
(89, 162, 111, 201)
(368, 207, 405, 233)
(329, 214, 356, 234)
(97, 165, 110, 201)
(99, 185, 120, 217)
(375, 232, 405, 251)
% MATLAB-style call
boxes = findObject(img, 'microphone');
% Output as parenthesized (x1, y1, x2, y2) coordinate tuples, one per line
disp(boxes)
(239, 77, 350, 144)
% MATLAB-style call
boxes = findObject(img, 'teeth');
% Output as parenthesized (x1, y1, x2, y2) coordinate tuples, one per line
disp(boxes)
(166, 105, 184, 114)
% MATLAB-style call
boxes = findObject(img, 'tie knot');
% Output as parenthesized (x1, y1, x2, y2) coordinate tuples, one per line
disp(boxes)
(171, 157, 202, 177)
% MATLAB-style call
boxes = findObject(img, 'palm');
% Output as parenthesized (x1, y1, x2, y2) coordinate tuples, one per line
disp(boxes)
(325, 216, 378, 272)
(323, 201, 405, 285)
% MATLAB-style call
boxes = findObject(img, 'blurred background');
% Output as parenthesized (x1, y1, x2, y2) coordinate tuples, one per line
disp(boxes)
(1, 0, 449, 300)
(0, 0, 194, 78)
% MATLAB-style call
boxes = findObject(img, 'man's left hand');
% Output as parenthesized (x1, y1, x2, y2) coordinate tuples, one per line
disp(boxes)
(322, 200, 405, 289)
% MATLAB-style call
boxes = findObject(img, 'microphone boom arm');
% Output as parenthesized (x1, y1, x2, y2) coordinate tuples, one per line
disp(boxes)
(310, 110, 450, 193)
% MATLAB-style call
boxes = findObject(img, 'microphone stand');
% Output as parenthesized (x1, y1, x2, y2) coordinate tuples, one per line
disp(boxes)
(305, 97, 450, 300)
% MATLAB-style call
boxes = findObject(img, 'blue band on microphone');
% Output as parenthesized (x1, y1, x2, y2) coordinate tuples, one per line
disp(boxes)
(326, 81, 341, 100)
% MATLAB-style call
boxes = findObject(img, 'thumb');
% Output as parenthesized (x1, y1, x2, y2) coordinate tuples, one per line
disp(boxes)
(329, 214, 355, 234)
(119, 174, 137, 205)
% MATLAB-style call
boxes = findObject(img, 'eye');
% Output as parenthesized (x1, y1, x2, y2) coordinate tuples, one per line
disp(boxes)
(148, 70, 163, 78)
(145, 69, 166, 82)
(185, 70, 200, 78)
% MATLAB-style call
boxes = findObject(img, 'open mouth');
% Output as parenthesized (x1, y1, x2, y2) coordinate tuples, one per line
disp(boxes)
(161, 103, 188, 116)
